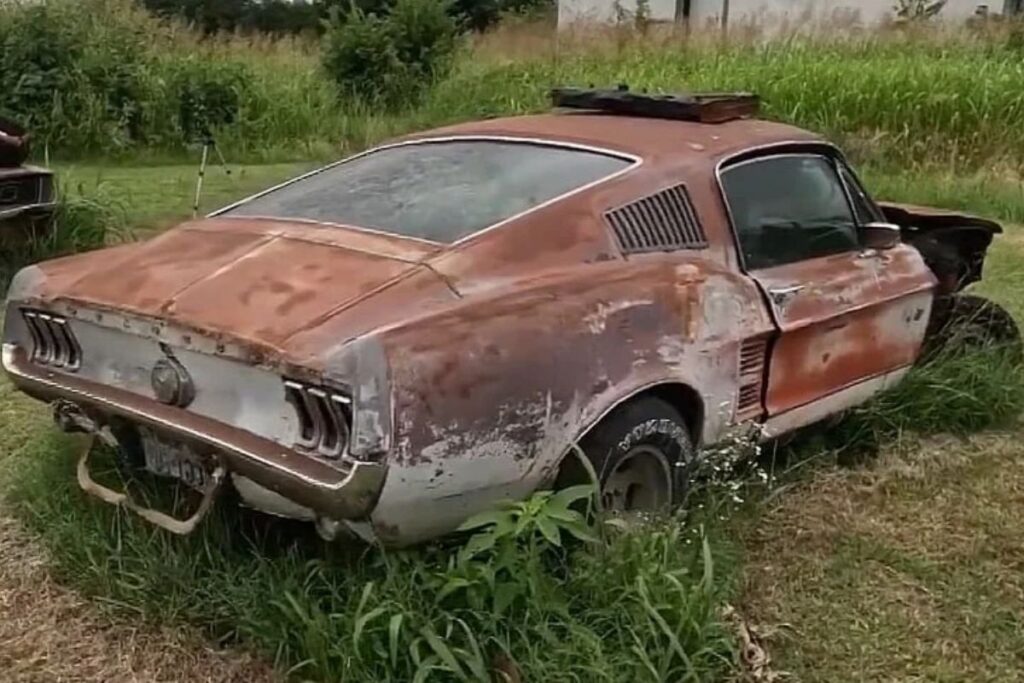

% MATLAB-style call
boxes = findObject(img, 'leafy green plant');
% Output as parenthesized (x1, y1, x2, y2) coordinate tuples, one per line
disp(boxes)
(388, 0, 458, 83)
(0, 3, 83, 139)
(170, 58, 251, 142)
(321, 7, 412, 107)
(448, 484, 597, 615)
(321, 0, 458, 109)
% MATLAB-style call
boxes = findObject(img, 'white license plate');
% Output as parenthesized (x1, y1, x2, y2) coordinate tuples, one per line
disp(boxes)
(141, 431, 210, 491)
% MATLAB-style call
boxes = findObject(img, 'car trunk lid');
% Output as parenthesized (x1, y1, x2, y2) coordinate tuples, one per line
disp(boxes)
(30, 217, 445, 349)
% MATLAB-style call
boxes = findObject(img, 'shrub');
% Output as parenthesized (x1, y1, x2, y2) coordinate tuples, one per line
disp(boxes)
(0, 3, 84, 141)
(322, 8, 411, 106)
(321, 0, 458, 109)
(169, 59, 251, 142)
(388, 0, 457, 82)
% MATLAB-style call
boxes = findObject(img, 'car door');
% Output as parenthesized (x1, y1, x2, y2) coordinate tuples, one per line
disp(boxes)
(719, 151, 936, 425)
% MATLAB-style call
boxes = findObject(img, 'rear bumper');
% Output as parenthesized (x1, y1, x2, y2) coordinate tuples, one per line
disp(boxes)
(1, 343, 385, 520)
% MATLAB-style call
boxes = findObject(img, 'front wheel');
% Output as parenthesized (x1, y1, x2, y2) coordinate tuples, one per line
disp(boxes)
(576, 397, 695, 512)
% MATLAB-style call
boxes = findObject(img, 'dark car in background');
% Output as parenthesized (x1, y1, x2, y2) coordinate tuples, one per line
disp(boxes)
(0, 117, 56, 250)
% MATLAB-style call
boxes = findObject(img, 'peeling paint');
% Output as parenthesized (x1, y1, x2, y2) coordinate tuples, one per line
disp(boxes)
(2, 113, 987, 547)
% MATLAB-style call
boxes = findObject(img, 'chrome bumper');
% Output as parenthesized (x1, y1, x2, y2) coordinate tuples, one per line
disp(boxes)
(2, 343, 386, 521)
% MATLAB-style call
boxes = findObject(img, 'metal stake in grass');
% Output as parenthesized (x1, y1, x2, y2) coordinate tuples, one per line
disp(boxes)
(192, 129, 231, 219)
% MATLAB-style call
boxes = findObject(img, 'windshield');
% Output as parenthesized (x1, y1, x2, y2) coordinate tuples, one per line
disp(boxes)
(221, 140, 633, 243)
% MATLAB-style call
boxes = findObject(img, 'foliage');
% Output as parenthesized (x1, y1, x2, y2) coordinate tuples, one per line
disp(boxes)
(140, 0, 323, 35)
(0, 3, 84, 140)
(4, 1, 1024, 163)
(321, 0, 458, 108)
(894, 0, 948, 20)
(321, 8, 411, 107)
(0, 187, 129, 288)
(168, 59, 250, 142)
(3, 436, 737, 682)
(138, 0, 553, 35)
(450, 0, 554, 32)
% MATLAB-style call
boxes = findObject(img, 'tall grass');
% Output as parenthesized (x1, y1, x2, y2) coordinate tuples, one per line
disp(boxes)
(423, 35, 1024, 166)
(0, 187, 130, 287)
(5, 1, 1024, 166)
(3, 341, 1020, 681)
(3, 431, 737, 682)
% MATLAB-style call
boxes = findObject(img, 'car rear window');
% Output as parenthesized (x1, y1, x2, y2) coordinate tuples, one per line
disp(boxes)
(221, 140, 633, 243)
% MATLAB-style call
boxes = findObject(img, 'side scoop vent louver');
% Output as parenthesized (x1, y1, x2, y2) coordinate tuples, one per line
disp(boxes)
(21, 309, 81, 371)
(605, 183, 707, 254)
(735, 336, 768, 420)
(284, 380, 352, 461)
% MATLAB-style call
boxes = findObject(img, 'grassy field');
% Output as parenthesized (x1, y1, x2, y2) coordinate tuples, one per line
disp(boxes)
(6, 0, 1024, 167)
(0, 154, 1022, 681)
(54, 161, 312, 232)
(4, 6, 1024, 680)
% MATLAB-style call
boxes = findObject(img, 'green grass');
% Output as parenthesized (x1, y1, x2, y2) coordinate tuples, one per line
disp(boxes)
(8, 0, 1024, 167)
(3, 19, 1024, 674)
(2, 157, 1024, 681)
(54, 160, 314, 232)
(1, 421, 739, 681)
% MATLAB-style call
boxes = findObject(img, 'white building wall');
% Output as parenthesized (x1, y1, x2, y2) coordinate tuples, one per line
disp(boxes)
(559, 0, 1000, 30)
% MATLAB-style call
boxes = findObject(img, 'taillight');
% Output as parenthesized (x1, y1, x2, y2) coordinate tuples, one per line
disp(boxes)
(284, 380, 351, 460)
(21, 309, 81, 371)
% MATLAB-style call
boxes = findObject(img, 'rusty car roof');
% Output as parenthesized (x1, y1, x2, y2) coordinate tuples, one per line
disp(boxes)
(406, 113, 823, 164)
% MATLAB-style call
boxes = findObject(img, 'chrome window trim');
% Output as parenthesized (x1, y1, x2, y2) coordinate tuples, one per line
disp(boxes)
(211, 135, 643, 248)
(714, 141, 861, 273)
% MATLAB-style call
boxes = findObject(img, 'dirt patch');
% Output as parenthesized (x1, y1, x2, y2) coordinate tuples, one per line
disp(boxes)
(0, 512, 280, 683)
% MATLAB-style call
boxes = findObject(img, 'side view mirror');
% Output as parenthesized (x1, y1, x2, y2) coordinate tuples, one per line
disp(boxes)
(862, 221, 902, 250)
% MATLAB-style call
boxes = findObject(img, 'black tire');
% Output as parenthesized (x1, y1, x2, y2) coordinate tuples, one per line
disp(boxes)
(924, 294, 1022, 362)
(576, 397, 695, 512)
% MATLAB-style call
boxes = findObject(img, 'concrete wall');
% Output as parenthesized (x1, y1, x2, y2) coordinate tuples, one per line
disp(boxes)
(558, 0, 1002, 30)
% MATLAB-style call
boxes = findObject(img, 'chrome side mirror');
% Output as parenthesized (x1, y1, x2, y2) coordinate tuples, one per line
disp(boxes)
(862, 221, 901, 250)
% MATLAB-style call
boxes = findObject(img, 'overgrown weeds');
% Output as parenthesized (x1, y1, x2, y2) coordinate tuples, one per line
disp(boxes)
(3, 430, 737, 681)
(4, 334, 1019, 681)
(0, 186, 129, 288)
(5, 0, 1024, 165)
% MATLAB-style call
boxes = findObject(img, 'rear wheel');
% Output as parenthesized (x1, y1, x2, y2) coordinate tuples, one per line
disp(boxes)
(575, 397, 695, 512)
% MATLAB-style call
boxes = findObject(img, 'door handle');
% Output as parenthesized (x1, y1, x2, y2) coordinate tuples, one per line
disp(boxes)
(768, 285, 805, 307)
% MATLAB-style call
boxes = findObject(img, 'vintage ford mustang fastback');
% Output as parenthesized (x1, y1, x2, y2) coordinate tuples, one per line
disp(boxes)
(1, 91, 1011, 545)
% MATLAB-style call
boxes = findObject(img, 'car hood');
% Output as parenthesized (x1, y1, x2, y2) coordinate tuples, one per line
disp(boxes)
(14, 218, 453, 353)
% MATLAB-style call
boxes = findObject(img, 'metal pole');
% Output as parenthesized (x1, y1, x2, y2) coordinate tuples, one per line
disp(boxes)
(192, 143, 209, 219)
(722, 0, 730, 39)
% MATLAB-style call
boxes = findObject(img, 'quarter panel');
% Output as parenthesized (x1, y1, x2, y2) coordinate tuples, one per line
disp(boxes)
(368, 257, 772, 544)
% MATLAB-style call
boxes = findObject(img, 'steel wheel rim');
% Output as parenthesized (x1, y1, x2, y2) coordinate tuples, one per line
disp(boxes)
(602, 445, 672, 512)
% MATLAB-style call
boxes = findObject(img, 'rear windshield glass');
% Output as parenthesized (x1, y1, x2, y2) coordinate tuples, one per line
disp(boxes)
(222, 140, 632, 243)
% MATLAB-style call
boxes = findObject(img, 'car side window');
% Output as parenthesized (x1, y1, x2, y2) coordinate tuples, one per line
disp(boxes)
(722, 154, 860, 270)
(837, 163, 883, 226)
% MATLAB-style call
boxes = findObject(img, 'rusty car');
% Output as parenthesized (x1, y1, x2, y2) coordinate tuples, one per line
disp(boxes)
(0, 117, 56, 250)
(2, 89, 1015, 545)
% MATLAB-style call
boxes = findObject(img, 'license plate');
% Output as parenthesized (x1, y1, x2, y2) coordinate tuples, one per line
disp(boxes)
(141, 430, 210, 491)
